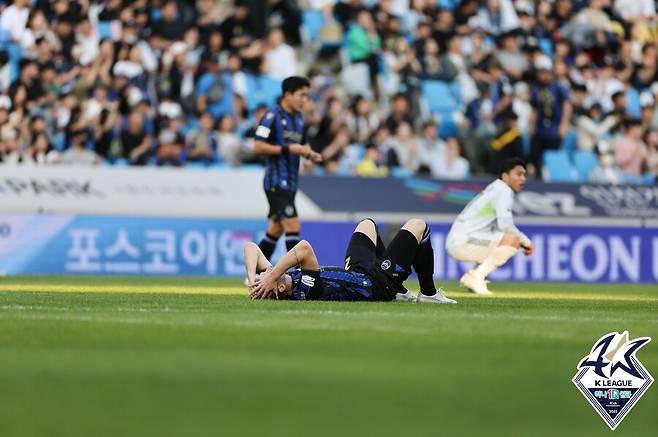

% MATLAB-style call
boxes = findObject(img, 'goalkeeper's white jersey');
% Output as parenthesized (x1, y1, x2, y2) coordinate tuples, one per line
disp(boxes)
(447, 179, 530, 246)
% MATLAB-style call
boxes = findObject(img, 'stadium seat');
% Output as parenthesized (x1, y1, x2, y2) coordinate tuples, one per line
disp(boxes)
(421, 80, 460, 114)
(642, 173, 656, 185)
(573, 150, 598, 182)
(301, 10, 325, 43)
(560, 130, 578, 158)
(438, 0, 461, 10)
(626, 87, 641, 119)
(245, 74, 281, 113)
(391, 166, 413, 178)
(543, 150, 576, 182)
(97, 21, 113, 40)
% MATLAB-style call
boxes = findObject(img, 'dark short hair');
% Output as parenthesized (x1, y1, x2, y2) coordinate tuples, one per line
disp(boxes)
(499, 158, 526, 178)
(282, 76, 310, 95)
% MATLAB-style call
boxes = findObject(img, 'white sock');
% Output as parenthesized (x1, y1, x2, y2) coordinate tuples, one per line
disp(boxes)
(472, 246, 518, 280)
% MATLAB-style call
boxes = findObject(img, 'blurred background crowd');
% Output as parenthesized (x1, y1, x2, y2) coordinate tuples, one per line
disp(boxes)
(0, 0, 657, 184)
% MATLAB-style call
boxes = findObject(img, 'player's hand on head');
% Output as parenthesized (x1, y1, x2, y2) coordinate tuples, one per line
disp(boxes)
(252, 271, 279, 300)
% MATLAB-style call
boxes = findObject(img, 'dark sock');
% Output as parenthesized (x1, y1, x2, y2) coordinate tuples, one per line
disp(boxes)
(413, 225, 436, 296)
(285, 232, 300, 251)
(258, 232, 279, 260)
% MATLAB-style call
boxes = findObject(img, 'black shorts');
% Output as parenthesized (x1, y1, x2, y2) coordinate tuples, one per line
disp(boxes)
(344, 226, 418, 301)
(266, 188, 298, 220)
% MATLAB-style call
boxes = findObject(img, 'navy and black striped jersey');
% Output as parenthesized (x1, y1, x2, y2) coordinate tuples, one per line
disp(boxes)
(289, 268, 374, 301)
(254, 105, 306, 192)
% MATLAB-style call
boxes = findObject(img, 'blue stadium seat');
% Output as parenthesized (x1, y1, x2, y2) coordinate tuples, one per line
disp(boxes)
(642, 173, 656, 185)
(421, 80, 460, 114)
(573, 150, 598, 182)
(438, 0, 461, 10)
(626, 87, 641, 118)
(543, 150, 576, 182)
(560, 130, 578, 158)
(97, 21, 113, 40)
(245, 74, 281, 113)
(538, 37, 553, 58)
(302, 10, 325, 42)
(391, 166, 413, 178)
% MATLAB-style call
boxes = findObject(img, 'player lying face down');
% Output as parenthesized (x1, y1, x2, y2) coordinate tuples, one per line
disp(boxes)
(244, 218, 456, 304)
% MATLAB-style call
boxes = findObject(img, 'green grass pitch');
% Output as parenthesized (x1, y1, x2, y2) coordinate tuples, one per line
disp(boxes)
(0, 276, 656, 437)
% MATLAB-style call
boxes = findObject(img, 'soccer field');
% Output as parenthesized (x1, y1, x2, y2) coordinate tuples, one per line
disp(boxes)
(0, 277, 656, 437)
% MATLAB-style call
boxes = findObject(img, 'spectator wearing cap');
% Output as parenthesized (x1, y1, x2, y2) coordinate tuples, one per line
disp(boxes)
(613, 118, 648, 176)
(62, 129, 99, 166)
(156, 128, 184, 166)
(529, 55, 571, 173)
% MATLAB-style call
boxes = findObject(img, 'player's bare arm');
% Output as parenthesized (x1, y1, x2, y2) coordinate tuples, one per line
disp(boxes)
(250, 240, 320, 299)
(243, 242, 273, 286)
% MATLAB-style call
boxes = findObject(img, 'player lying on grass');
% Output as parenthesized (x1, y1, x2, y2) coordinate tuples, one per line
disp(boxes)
(244, 218, 456, 303)
(446, 157, 533, 295)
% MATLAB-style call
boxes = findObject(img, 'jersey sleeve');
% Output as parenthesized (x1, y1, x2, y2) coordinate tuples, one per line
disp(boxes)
(254, 111, 277, 144)
(494, 189, 531, 247)
(290, 269, 319, 300)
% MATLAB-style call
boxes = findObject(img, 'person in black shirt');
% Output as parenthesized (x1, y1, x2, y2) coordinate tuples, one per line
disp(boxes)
(246, 218, 456, 304)
(120, 110, 152, 165)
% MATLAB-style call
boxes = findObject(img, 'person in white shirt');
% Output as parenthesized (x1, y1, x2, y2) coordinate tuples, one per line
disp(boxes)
(446, 158, 533, 294)
(0, 0, 30, 43)
(264, 27, 298, 81)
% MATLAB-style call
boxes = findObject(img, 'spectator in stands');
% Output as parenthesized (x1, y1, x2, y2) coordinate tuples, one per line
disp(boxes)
(217, 114, 242, 166)
(156, 128, 184, 167)
(613, 118, 648, 176)
(644, 130, 658, 177)
(488, 111, 524, 174)
(529, 55, 571, 174)
(120, 110, 152, 166)
(0, 0, 30, 44)
(23, 132, 59, 166)
(356, 142, 389, 177)
(264, 27, 298, 81)
(0, 127, 22, 164)
(577, 102, 618, 152)
(62, 129, 99, 166)
(346, 10, 381, 99)
(476, 0, 520, 36)
(196, 57, 233, 120)
(186, 111, 218, 164)
(385, 121, 420, 173)
(384, 93, 414, 133)
(417, 120, 447, 176)
(345, 95, 378, 145)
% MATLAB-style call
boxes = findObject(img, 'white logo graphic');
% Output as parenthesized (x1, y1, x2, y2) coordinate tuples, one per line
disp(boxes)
(572, 331, 653, 430)
(381, 259, 391, 270)
(301, 275, 315, 287)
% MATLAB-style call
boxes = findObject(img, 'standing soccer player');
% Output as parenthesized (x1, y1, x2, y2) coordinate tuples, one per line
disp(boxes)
(254, 76, 323, 260)
(446, 158, 533, 295)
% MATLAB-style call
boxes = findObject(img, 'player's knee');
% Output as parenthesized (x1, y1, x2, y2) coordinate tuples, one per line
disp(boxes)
(355, 218, 377, 234)
(403, 218, 426, 233)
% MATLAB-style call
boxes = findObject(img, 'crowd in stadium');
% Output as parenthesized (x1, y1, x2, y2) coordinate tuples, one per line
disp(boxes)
(0, 0, 657, 184)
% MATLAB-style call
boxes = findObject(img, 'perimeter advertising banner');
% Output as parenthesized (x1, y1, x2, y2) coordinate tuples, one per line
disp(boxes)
(0, 214, 656, 283)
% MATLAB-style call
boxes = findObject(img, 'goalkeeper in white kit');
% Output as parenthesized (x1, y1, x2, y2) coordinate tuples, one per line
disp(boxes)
(446, 158, 533, 295)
